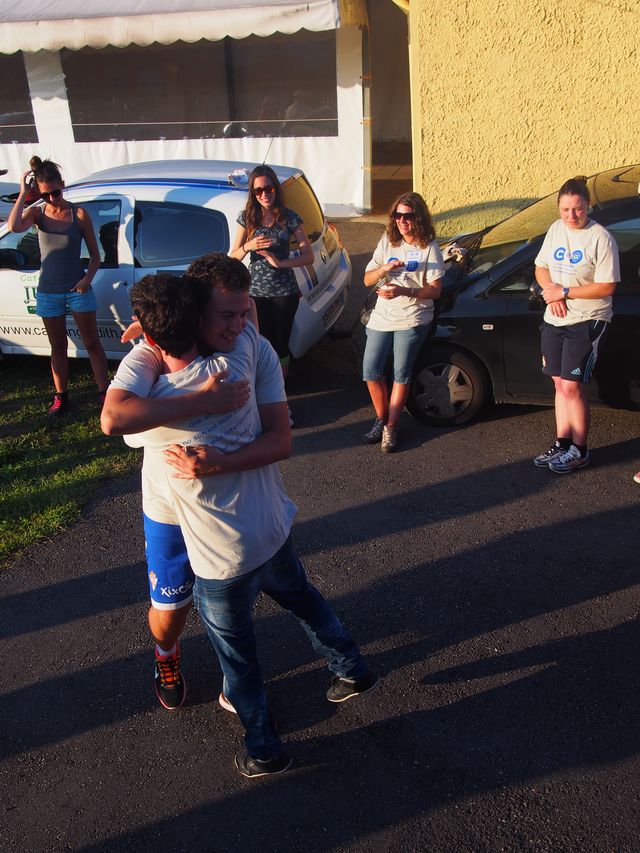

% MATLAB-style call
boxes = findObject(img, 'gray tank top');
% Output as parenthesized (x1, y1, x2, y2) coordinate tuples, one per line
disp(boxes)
(37, 203, 86, 293)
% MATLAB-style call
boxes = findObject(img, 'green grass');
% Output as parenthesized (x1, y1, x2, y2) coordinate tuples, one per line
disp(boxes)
(0, 356, 139, 566)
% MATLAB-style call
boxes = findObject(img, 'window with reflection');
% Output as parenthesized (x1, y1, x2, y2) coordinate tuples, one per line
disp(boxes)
(0, 53, 38, 144)
(61, 31, 337, 142)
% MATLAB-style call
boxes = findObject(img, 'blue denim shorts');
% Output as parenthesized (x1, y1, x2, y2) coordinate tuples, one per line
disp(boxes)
(36, 287, 97, 318)
(362, 324, 431, 384)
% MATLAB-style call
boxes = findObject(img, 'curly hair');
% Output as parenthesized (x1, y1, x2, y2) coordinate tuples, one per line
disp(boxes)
(187, 253, 251, 294)
(557, 175, 590, 206)
(30, 156, 63, 185)
(386, 192, 436, 248)
(130, 273, 200, 358)
(243, 165, 287, 237)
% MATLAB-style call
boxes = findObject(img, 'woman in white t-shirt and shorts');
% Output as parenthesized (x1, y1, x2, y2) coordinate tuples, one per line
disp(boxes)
(362, 193, 445, 453)
(533, 176, 620, 473)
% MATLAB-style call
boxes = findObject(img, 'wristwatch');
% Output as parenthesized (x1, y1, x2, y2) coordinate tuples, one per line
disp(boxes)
(562, 286, 570, 299)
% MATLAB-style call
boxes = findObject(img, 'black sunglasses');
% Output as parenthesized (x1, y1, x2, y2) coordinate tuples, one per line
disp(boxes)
(253, 185, 275, 197)
(41, 189, 62, 201)
(392, 210, 415, 221)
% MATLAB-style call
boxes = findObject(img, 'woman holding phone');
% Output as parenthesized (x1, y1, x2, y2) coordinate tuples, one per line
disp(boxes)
(8, 156, 108, 417)
(361, 192, 445, 453)
(230, 165, 313, 422)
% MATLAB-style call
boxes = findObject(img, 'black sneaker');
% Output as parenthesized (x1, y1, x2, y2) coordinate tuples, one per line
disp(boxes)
(234, 748, 292, 778)
(532, 441, 565, 467)
(154, 641, 186, 710)
(326, 671, 379, 703)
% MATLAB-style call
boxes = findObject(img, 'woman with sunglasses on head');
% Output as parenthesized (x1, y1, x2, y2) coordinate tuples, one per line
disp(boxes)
(361, 192, 445, 453)
(230, 165, 313, 420)
(8, 156, 108, 417)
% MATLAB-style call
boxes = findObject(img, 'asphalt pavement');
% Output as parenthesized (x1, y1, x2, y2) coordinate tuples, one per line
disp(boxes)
(1, 219, 639, 853)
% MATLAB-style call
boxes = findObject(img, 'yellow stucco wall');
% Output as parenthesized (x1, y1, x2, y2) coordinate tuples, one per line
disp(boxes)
(409, 0, 639, 237)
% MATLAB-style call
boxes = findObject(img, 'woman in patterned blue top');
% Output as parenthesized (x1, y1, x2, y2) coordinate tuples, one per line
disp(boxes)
(231, 166, 313, 394)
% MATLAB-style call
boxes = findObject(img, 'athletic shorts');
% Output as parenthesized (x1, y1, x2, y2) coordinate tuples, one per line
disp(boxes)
(143, 513, 194, 610)
(541, 320, 608, 383)
(36, 287, 97, 318)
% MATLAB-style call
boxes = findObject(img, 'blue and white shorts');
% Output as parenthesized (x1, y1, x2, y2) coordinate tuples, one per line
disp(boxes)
(143, 514, 194, 610)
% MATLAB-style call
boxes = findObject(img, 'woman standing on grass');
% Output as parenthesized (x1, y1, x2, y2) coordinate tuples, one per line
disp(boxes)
(230, 165, 313, 422)
(361, 192, 445, 453)
(8, 156, 108, 417)
(533, 176, 619, 473)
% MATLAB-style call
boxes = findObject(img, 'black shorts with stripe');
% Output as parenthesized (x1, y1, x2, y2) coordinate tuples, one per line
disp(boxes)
(541, 319, 609, 383)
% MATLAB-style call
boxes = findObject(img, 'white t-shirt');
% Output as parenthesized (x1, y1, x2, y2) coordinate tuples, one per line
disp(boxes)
(535, 218, 620, 326)
(365, 235, 446, 332)
(109, 323, 297, 580)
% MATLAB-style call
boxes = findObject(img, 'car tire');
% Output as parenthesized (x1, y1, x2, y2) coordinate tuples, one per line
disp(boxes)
(407, 344, 489, 426)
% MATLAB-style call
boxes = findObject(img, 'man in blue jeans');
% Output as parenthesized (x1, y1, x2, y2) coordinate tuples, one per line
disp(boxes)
(103, 256, 377, 777)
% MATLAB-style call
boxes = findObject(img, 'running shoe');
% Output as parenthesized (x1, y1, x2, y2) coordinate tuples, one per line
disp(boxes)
(362, 417, 385, 444)
(154, 641, 186, 710)
(548, 445, 590, 474)
(532, 441, 566, 467)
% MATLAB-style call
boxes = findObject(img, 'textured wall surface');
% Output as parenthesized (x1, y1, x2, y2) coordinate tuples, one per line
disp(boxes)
(409, 0, 639, 237)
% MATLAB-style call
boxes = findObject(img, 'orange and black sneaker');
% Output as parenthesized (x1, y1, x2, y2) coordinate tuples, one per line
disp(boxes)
(154, 641, 186, 710)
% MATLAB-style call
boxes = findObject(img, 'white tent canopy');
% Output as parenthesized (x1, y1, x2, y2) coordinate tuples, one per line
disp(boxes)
(0, 0, 366, 53)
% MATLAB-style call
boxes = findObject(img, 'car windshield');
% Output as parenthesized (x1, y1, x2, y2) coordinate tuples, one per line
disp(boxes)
(462, 164, 640, 276)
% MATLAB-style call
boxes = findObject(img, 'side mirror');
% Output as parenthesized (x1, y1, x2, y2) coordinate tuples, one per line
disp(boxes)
(528, 280, 544, 309)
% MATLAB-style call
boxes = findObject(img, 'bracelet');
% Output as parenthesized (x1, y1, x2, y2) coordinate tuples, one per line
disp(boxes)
(243, 243, 248, 254)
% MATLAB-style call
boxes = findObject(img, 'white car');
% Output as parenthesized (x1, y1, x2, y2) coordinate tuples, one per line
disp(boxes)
(0, 160, 351, 360)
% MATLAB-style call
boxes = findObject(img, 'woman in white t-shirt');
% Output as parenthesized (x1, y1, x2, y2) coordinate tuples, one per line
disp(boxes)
(362, 193, 446, 452)
(533, 176, 620, 474)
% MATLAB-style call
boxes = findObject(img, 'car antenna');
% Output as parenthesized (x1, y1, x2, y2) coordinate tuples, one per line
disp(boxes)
(261, 118, 288, 165)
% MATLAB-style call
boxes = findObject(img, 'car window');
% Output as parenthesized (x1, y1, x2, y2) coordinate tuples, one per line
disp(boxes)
(489, 261, 536, 295)
(0, 226, 41, 270)
(134, 202, 229, 267)
(281, 175, 324, 243)
(79, 200, 122, 268)
(608, 217, 640, 292)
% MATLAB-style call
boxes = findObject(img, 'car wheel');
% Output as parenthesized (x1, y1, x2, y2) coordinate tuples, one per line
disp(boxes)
(407, 345, 488, 426)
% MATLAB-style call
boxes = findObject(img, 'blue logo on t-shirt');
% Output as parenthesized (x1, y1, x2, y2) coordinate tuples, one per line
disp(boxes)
(570, 250, 583, 265)
(553, 247, 566, 261)
(405, 261, 418, 272)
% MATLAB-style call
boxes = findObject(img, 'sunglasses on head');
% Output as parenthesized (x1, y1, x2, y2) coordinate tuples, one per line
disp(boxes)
(253, 185, 275, 197)
(41, 189, 62, 201)
(392, 210, 415, 221)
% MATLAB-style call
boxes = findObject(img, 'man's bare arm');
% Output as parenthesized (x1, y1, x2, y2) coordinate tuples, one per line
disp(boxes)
(101, 374, 251, 435)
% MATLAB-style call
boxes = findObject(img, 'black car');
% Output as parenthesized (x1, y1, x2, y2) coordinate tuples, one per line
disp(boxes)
(373, 164, 640, 426)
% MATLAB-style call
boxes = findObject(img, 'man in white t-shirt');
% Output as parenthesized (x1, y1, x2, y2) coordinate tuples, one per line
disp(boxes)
(102, 257, 377, 778)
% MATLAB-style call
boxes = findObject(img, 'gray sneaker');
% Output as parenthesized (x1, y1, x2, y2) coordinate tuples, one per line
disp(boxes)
(381, 425, 398, 453)
(533, 442, 565, 467)
(363, 417, 385, 444)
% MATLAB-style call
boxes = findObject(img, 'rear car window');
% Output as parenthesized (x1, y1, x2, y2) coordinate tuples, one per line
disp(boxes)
(80, 199, 121, 268)
(134, 202, 229, 267)
(281, 175, 324, 243)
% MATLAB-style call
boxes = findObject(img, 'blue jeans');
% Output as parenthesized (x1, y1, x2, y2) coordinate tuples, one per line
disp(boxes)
(362, 324, 431, 384)
(193, 536, 367, 760)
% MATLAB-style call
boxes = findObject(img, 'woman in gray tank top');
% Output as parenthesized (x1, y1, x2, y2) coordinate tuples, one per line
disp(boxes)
(8, 157, 108, 417)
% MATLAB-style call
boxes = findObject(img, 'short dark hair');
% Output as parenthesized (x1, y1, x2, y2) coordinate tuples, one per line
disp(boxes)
(557, 176, 590, 206)
(130, 273, 201, 358)
(187, 253, 251, 293)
